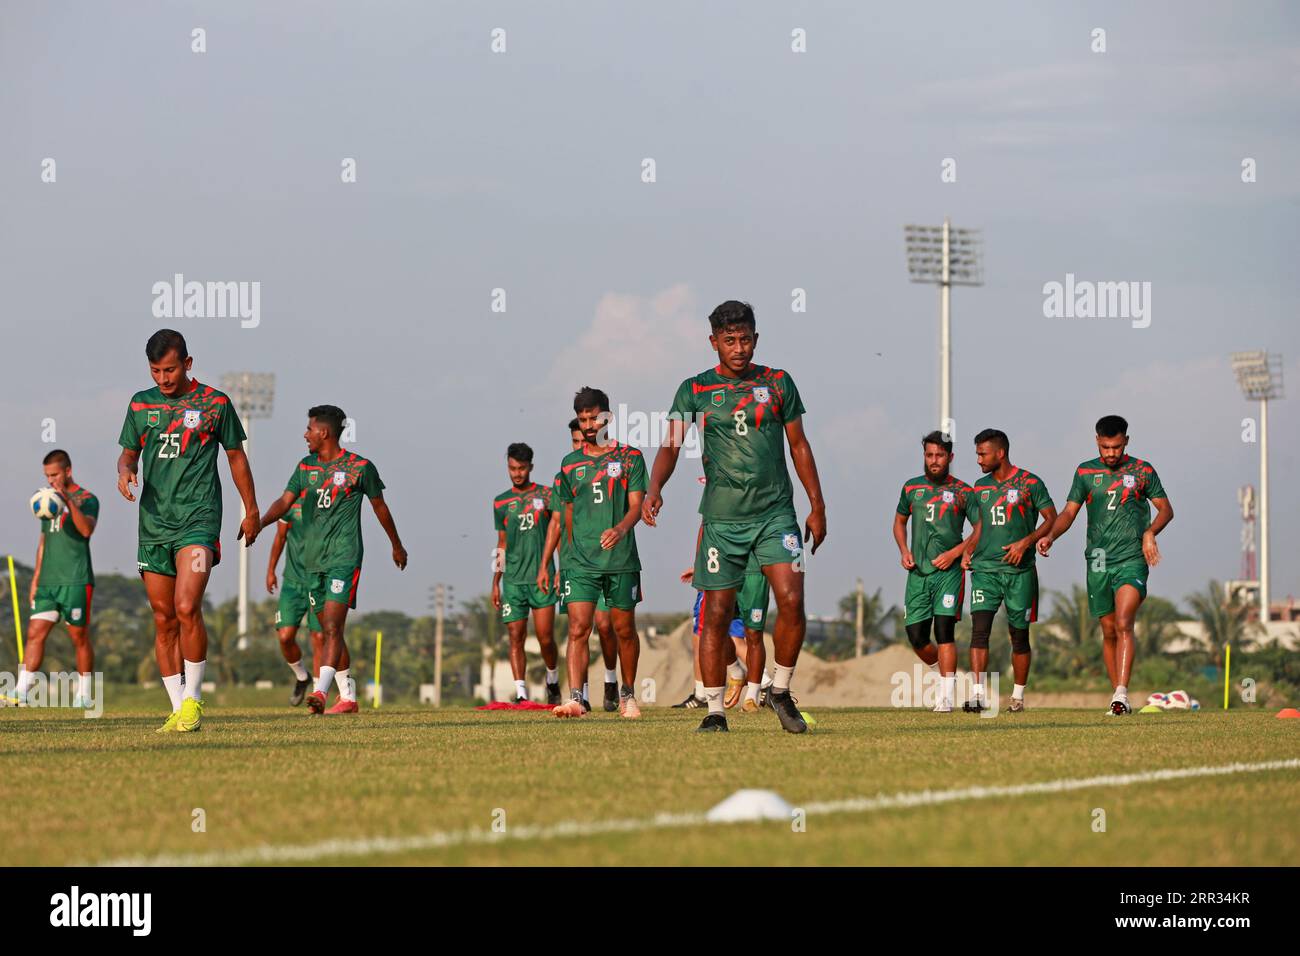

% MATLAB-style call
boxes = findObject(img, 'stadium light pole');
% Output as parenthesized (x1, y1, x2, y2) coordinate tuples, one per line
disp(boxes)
(1230, 352, 1283, 623)
(221, 372, 275, 643)
(905, 219, 984, 437)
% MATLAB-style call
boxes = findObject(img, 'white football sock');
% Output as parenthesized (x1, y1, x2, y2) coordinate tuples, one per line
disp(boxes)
(773, 664, 795, 692)
(78, 673, 92, 700)
(581, 681, 589, 703)
(694, 679, 705, 700)
(973, 677, 986, 699)
(162, 673, 184, 711)
(604, 668, 617, 684)
(514, 679, 527, 699)
(745, 681, 761, 701)
(726, 660, 745, 681)
(760, 672, 773, 689)
(1013, 683, 1026, 700)
(941, 675, 956, 703)
(316, 666, 336, 695)
(704, 686, 725, 715)
(183, 659, 205, 701)
(288, 658, 308, 681)
(335, 668, 353, 700)
(546, 668, 558, 684)
(1115, 684, 1128, 699)
(15, 669, 34, 697)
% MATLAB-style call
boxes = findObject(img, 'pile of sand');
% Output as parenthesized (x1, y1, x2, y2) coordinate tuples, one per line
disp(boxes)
(607, 619, 1115, 710)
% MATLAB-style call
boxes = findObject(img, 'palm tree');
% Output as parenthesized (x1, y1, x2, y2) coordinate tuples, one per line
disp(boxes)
(1135, 595, 1182, 658)
(1041, 585, 1099, 673)
(1185, 581, 1258, 668)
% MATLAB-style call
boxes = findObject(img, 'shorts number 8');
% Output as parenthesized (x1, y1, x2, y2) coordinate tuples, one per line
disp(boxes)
(706, 547, 720, 573)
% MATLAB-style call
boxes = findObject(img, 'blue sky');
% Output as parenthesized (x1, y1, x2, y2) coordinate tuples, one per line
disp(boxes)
(2, 1, 1297, 617)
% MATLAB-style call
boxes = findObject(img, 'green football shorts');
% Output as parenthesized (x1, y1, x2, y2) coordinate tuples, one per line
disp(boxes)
(1086, 557, 1148, 618)
(500, 580, 558, 623)
(969, 569, 1039, 629)
(903, 566, 964, 626)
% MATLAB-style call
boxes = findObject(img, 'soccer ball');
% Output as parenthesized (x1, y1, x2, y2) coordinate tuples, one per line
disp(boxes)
(30, 488, 62, 521)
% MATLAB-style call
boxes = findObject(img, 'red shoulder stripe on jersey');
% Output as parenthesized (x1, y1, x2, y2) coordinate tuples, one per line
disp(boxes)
(562, 460, 593, 474)
(130, 402, 172, 410)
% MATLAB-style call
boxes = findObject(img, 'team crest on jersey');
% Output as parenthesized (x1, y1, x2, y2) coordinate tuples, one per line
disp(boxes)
(711, 391, 725, 406)
(752, 386, 770, 404)
(332, 471, 347, 487)
(750, 608, 763, 623)
(532, 497, 544, 511)
(981, 490, 990, 501)
(1122, 474, 1136, 489)
(183, 409, 201, 429)
(508, 500, 518, 512)
(71, 608, 82, 621)
(942, 594, 955, 609)
(330, 578, 346, 594)
(782, 533, 801, 555)
(914, 490, 924, 499)
(146, 410, 160, 427)
(575, 466, 587, 481)
(942, 490, 955, 504)
(607, 461, 622, 478)
(1006, 489, 1020, 504)
(1094, 474, 1103, 486)
(309, 472, 319, 484)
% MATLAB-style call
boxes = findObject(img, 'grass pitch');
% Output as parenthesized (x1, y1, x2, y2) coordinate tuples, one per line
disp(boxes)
(3, 689, 1297, 866)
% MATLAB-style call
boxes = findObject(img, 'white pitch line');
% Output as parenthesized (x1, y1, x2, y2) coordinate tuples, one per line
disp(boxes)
(92, 758, 1300, 867)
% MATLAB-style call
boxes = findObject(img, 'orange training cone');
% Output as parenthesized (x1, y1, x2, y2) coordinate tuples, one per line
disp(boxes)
(1276, 708, 1300, 719)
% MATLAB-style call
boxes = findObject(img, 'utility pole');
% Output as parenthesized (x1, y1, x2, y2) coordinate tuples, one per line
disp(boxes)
(855, 578, 865, 658)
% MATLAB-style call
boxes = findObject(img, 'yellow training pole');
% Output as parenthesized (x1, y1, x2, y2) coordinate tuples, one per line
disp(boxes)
(1223, 643, 1231, 710)
(7, 556, 23, 665)
(372, 630, 383, 709)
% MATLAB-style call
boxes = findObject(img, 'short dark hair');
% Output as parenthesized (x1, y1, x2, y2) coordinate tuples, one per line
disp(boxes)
(573, 386, 610, 414)
(921, 430, 953, 454)
(507, 442, 534, 464)
(973, 428, 1009, 453)
(567, 418, 580, 433)
(308, 405, 347, 440)
(146, 329, 188, 363)
(1095, 415, 1128, 438)
(43, 449, 71, 468)
(708, 300, 756, 335)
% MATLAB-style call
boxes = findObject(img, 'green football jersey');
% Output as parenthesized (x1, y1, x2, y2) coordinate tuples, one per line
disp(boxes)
(118, 380, 246, 545)
(896, 474, 974, 575)
(494, 483, 556, 585)
(552, 444, 646, 573)
(668, 365, 806, 523)
(969, 467, 1055, 574)
(1066, 455, 1166, 565)
(285, 451, 385, 572)
(37, 484, 98, 586)
(279, 497, 308, 588)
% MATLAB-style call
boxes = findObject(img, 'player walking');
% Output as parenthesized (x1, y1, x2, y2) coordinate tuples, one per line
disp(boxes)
(962, 429, 1057, 714)
(893, 431, 975, 713)
(265, 495, 327, 706)
(14, 451, 98, 708)
(644, 300, 827, 734)
(259, 405, 407, 716)
(492, 442, 561, 704)
(117, 330, 261, 733)
(1037, 415, 1173, 716)
(539, 388, 645, 719)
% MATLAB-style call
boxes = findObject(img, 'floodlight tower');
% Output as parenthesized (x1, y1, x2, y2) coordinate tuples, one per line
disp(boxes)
(905, 219, 984, 438)
(1230, 352, 1283, 622)
(221, 372, 275, 640)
